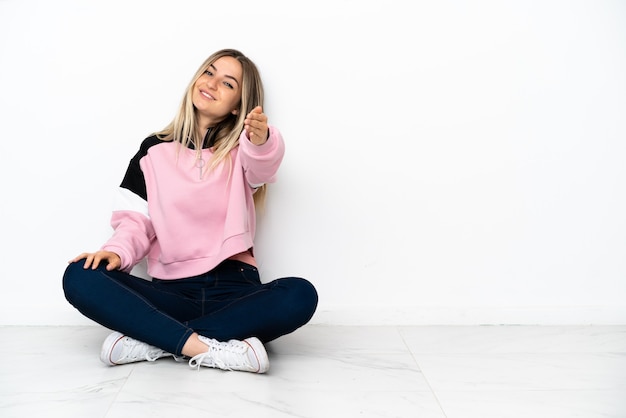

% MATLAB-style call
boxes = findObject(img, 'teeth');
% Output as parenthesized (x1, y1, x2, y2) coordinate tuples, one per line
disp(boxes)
(201, 91, 213, 100)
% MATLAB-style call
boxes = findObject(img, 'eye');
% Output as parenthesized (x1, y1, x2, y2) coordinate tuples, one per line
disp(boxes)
(224, 81, 234, 89)
(204, 69, 213, 77)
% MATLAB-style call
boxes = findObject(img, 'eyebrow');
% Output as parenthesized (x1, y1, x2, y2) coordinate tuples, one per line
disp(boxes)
(209, 63, 240, 87)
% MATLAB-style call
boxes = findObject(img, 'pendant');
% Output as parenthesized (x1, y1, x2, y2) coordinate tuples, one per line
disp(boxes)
(196, 158, 205, 180)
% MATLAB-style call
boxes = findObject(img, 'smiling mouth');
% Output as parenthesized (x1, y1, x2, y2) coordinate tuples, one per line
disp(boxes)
(200, 90, 215, 100)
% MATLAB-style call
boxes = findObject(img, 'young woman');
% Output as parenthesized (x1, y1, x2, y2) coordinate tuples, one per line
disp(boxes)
(62, 49, 318, 373)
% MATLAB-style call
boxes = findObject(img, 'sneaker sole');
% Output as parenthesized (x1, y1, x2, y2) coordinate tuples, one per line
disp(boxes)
(244, 337, 270, 373)
(100, 331, 125, 366)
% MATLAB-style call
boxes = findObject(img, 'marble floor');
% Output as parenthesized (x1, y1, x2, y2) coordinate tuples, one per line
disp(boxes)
(1, 325, 625, 417)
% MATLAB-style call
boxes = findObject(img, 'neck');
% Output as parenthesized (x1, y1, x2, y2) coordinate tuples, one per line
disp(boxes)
(196, 113, 212, 131)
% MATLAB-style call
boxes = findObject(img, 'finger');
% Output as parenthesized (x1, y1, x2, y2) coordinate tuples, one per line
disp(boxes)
(246, 115, 268, 131)
(246, 107, 266, 121)
(91, 254, 102, 270)
(249, 126, 265, 136)
(106, 258, 120, 271)
(245, 121, 265, 134)
(82, 254, 94, 269)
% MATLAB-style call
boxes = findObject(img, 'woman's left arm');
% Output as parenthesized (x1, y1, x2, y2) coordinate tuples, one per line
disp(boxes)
(239, 124, 286, 187)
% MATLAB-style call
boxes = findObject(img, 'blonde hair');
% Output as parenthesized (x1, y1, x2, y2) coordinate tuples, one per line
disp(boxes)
(155, 49, 268, 207)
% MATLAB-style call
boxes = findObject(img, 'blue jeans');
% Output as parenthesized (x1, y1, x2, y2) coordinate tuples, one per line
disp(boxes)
(62, 260, 318, 356)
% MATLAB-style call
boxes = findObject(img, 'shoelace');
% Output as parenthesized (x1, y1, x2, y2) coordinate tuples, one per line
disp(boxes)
(118, 337, 167, 363)
(144, 349, 167, 362)
(188, 338, 249, 370)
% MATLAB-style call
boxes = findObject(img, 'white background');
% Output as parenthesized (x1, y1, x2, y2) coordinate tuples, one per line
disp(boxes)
(1, 0, 624, 325)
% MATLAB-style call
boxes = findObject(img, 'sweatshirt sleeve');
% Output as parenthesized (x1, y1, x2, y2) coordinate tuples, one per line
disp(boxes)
(100, 189, 155, 272)
(238, 125, 286, 187)
(100, 139, 157, 272)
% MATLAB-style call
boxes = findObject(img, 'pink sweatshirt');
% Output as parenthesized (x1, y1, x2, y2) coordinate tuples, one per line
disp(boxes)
(101, 127, 285, 279)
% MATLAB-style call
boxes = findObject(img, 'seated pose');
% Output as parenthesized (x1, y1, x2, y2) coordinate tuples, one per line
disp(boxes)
(63, 48, 318, 373)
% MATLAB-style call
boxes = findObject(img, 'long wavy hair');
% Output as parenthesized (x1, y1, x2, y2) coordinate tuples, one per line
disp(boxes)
(155, 49, 267, 206)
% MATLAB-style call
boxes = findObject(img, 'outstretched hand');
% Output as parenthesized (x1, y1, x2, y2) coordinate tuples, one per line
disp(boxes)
(69, 251, 121, 271)
(244, 106, 269, 145)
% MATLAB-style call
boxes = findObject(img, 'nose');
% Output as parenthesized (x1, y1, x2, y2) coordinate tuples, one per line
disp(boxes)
(205, 77, 217, 89)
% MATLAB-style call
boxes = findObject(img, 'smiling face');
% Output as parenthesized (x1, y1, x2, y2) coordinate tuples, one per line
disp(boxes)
(192, 56, 243, 129)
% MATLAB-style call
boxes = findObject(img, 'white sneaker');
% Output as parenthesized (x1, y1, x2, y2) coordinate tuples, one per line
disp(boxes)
(189, 336, 269, 373)
(100, 332, 172, 366)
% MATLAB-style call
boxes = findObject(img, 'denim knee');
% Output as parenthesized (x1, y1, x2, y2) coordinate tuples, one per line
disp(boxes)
(283, 277, 319, 325)
(62, 261, 95, 308)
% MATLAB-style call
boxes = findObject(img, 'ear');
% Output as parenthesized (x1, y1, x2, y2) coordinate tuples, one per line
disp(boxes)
(231, 108, 239, 115)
